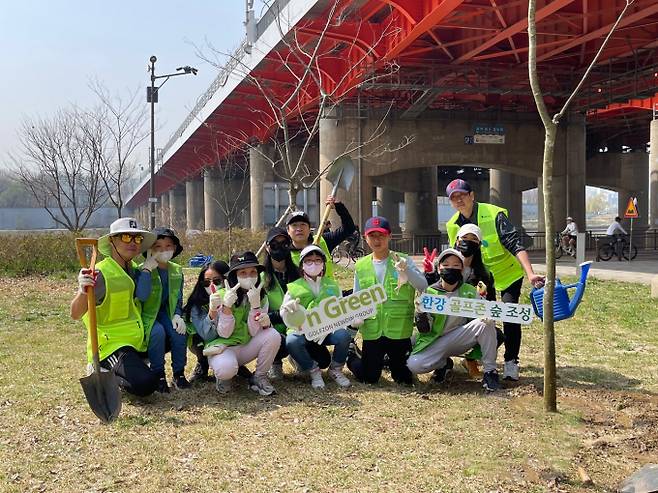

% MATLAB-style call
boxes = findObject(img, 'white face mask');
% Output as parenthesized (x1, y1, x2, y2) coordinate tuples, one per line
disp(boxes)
(155, 250, 174, 263)
(238, 276, 258, 290)
(204, 286, 213, 296)
(303, 263, 324, 278)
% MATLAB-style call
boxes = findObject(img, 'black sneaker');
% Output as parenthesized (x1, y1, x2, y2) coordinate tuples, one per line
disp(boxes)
(431, 358, 454, 384)
(189, 361, 210, 384)
(173, 373, 191, 390)
(156, 376, 170, 393)
(347, 339, 362, 360)
(482, 370, 500, 392)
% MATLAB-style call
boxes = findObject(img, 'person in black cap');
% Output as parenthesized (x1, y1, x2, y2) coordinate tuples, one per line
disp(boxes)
(286, 195, 356, 278)
(261, 227, 331, 379)
(444, 178, 544, 381)
(196, 251, 281, 396)
(183, 260, 230, 384)
(139, 227, 189, 392)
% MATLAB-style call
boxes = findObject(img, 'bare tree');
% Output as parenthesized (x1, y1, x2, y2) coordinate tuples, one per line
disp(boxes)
(11, 109, 108, 232)
(196, 0, 413, 221)
(527, 0, 635, 412)
(87, 80, 149, 218)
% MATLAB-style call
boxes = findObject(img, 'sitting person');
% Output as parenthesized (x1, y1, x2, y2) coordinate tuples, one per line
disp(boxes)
(407, 248, 500, 392)
(195, 252, 280, 396)
(139, 227, 189, 392)
(280, 245, 352, 389)
(70, 217, 158, 397)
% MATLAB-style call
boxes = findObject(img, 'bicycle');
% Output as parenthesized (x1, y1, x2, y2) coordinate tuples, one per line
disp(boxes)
(597, 235, 637, 261)
(555, 233, 576, 259)
(331, 230, 365, 266)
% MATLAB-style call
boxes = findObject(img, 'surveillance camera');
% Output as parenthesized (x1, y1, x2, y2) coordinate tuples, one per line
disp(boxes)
(150, 55, 157, 63)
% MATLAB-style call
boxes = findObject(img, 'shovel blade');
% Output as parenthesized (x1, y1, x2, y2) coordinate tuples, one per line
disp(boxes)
(79, 371, 122, 424)
(325, 156, 355, 192)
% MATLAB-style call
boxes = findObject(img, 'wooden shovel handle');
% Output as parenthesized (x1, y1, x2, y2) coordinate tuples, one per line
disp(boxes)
(76, 238, 100, 371)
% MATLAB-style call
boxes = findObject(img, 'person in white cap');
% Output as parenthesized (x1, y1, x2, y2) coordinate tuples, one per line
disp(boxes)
(407, 248, 500, 392)
(560, 216, 578, 254)
(70, 217, 159, 397)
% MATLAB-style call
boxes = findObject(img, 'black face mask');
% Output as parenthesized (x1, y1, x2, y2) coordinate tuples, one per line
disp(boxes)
(439, 268, 463, 285)
(457, 239, 479, 258)
(269, 248, 289, 262)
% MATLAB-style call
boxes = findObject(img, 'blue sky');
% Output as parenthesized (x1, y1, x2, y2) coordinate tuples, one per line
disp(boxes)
(0, 1, 265, 168)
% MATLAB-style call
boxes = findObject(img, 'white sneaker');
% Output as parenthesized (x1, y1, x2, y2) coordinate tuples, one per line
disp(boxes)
(328, 364, 351, 388)
(268, 362, 284, 380)
(503, 360, 520, 381)
(250, 375, 276, 396)
(215, 377, 232, 394)
(309, 367, 325, 389)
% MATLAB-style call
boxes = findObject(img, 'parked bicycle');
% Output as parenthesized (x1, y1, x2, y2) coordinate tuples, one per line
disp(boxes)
(331, 228, 365, 266)
(598, 235, 637, 261)
(555, 233, 576, 259)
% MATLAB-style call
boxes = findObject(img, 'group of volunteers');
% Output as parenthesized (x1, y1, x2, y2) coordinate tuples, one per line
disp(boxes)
(71, 178, 544, 398)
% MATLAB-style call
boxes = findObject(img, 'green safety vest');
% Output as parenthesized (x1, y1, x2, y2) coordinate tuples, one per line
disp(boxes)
(290, 237, 334, 278)
(285, 276, 342, 334)
(446, 202, 524, 290)
(261, 271, 287, 335)
(204, 289, 251, 348)
(412, 283, 477, 355)
(82, 257, 146, 363)
(354, 252, 416, 341)
(138, 261, 183, 341)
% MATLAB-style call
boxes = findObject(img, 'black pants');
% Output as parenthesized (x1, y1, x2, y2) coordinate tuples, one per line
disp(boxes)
(274, 332, 331, 369)
(100, 347, 158, 397)
(501, 277, 523, 362)
(347, 336, 412, 384)
(188, 333, 209, 370)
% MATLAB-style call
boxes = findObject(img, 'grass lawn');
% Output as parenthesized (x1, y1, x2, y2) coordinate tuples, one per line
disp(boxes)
(0, 270, 657, 492)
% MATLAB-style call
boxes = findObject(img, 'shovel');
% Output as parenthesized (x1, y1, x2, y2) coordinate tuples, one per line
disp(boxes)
(76, 238, 122, 424)
(313, 156, 355, 245)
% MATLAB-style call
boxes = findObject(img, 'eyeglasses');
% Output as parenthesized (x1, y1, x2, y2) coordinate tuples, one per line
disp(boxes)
(115, 233, 144, 245)
(302, 259, 324, 266)
(202, 278, 223, 287)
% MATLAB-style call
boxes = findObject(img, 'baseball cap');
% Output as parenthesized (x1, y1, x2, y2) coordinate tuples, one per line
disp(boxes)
(266, 227, 290, 245)
(364, 216, 391, 235)
(446, 179, 472, 198)
(286, 211, 311, 226)
(456, 223, 482, 242)
(436, 248, 465, 266)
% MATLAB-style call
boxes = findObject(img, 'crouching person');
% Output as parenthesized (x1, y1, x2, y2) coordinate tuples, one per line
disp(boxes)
(70, 217, 158, 397)
(407, 248, 500, 392)
(197, 252, 280, 396)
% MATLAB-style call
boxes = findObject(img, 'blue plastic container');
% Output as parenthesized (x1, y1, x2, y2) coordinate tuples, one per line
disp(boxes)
(188, 254, 213, 268)
(530, 261, 592, 321)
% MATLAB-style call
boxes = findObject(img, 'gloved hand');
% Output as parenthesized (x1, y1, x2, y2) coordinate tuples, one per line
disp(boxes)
(222, 280, 240, 309)
(77, 268, 97, 295)
(141, 250, 158, 272)
(393, 253, 409, 292)
(422, 247, 437, 274)
(281, 297, 300, 313)
(254, 312, 271, 328)
(246, 284, 262, 309)
(415, 312, 432, 333)
(350, 317, 364, 328)
(281, 298, 306, 329)
(172, 314, 187, 335)
(209, 283, 223, 312)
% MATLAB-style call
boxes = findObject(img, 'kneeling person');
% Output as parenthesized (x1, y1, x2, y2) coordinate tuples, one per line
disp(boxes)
(407, 248, 500, 392)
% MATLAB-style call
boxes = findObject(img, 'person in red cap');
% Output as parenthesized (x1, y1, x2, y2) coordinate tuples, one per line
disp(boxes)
(444, 178, 544, 382)
(347, 216, 428, 384)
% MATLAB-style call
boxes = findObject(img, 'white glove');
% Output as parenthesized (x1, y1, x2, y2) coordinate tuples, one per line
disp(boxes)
(77, 268, 97, 295)
(255, 312, 271, 328)
(222, 280, 240, 309)
(203, 343, 227, 357)
(246, 284, 262, 309)
(141, 250, 158, 272)
(393, 253, 409, 292)
(172, 314, 187, 335)
(351, 317, 364, 328)
(209, 291, 223, 312)
(281, 298, 301, 313)
(281, 298, 306, 329)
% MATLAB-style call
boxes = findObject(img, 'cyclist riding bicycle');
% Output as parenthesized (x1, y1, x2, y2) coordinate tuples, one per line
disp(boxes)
(560, 216, 578, 254)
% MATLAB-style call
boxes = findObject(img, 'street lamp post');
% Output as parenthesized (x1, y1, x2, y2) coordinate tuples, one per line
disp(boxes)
(147, 55, 198, 228)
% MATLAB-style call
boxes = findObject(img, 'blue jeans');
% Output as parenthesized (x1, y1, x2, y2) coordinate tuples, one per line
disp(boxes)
(147, 314, 187, 375)
(286, 329, 351, 371)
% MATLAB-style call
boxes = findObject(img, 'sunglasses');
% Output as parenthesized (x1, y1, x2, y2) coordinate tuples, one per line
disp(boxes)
(202, 278, 223, 287)
(115, 233, 144, 245)
(269, 240, 291, 249)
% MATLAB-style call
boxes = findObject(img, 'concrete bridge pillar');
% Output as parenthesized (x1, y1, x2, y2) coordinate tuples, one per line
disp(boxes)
(169, 184, 186, 232)
(319, 107, 366, 228)
(650, 119, 658, 228)
(403, 167, 438, 236)
(186, 175, 204, 231)
(489, 169, 522, 225)
(250, 146, 269, 231)
(204, 167, 225, 230)
(376, 187, 401, 232)
(159, 192, 170, 227)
